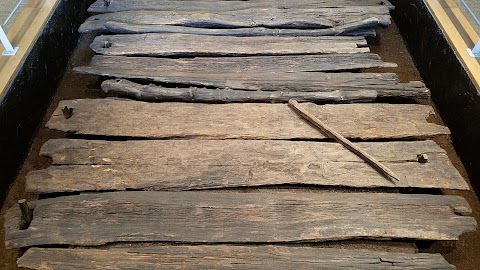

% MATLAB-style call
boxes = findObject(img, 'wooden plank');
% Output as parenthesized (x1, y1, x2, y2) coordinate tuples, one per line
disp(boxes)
(89, 34, 370, 56)
(75, 67, 427, 93)
(45, 99, 450, 139)
(18, 246, 455, 269)
(82, 54, 398, 73)
(88, 0, 395, 13)
(78, 7, 390, 34)
(101, 21, 378, 37)
(101, 79, 430, 102)
(4, 191, 476, 247)
(25, 139, 469, 193)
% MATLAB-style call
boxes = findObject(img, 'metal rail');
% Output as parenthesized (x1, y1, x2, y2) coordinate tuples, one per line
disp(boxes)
(0, 0, 23, 56)
(459, 0, 480, 57)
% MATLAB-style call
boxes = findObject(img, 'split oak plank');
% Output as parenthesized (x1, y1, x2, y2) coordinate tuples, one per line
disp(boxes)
(26, 139, 469, 193)
(78, 70, 427, 93)
(90, 34, 370, 56)
(18, 246, 455, 269)
(76, 68, 427, 94)
(79, 7, 390, 34)
(81, 54, 398, 73)
(46, 99, 450, 140)
(5, 191, 476, 248)
(101, 21, 378, 37)
(88, 0, 395, 13)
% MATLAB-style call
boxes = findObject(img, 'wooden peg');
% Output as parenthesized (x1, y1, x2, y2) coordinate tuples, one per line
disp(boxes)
(61, 106, 73, 119)
(18, 199, 33, 230)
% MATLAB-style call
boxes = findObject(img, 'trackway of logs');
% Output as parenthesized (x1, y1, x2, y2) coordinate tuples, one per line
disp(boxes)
(5, 0, 478, 269)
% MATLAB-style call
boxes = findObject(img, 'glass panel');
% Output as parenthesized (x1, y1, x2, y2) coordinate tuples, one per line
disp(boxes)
(0, 0, 28, 33)
(453, 0, 480, 34)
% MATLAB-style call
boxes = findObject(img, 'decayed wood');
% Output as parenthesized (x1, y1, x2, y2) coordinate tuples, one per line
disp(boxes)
(79, 8, 390, 34)
(25, 139, 469, 193)
(18, 246, 455, 269)
(100, 79, 430, 102)
(102, 21, 377, 37)
(5, 191, 476, 247)
(101, 79, 380, 103)
(88, 0, 395, 13)
(289, 99, 400, 183)
(75, 66, 428, 94)
(83, 54, 398, 73)
(90, 34, 370, 56)
(46, 99, 450, 140)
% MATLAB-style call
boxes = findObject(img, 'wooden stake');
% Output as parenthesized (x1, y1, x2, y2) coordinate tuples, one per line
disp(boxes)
(288, 99, 400, 184)
(18, 199, 33, 230)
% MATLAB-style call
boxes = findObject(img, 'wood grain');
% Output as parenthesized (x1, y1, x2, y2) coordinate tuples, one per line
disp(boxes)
(88, 0, 395, 13)
(75, 68, 427, 93)
(79, 7, 390, 34)
(101, 21, 378, 37)
(46, 99, 450, 140)
(89, 34, 370, 56)
(81, 54, 398, 73)
(25, 139, 469, 193)
(5, 191, 476, 248)
(101, 79, 383, 103)
(18, 246, 455, 269)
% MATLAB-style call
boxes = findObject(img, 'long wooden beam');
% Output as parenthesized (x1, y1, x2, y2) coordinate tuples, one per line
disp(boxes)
(5, 191, 476, 248)
(18, 246, 454, 269)
(25, 139, 468, 193)
(45, 99, 450, 140)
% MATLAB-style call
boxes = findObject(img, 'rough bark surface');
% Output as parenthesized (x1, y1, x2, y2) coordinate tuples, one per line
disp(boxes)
(18, 246, 455, 270)
(5, 191, 476, 248)
(100, 79, 430, 102)
(46, 99, 450, 140)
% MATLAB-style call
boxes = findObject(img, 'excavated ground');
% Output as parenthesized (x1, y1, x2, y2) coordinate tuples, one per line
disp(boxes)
(1, 21, 479, 270)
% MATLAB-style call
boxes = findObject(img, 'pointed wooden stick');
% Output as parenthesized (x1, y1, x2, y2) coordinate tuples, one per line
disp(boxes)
(288, 99, 400, 184)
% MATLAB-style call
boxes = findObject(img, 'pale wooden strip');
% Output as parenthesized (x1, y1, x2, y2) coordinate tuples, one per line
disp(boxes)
(78, 7, 390, 33)
(18, 246, 454, 269)
(89, 34, 370, 56)
(88, 0, 395, 13)
(5, 191, 476, 248)
(424, 0, 480, 90)
(0, 0, 60, 98)
(25, 139, 469, 193)
(46, 99, 450, 140)
(444, 0, 479, 44)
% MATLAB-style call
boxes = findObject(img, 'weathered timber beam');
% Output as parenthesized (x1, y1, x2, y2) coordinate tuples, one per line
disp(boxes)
(100, 79, 429, 102)
(88, 0, 395, 13)
(18, 246, 454, 270)
(89, 34, 370, 56)
(25, 139, 469, 193)
(4, 191, 476, 247)
(45, 99, 449, 140)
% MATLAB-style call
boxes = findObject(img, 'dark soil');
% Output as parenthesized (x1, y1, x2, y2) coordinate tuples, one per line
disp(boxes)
(1, 22, 479, 270)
